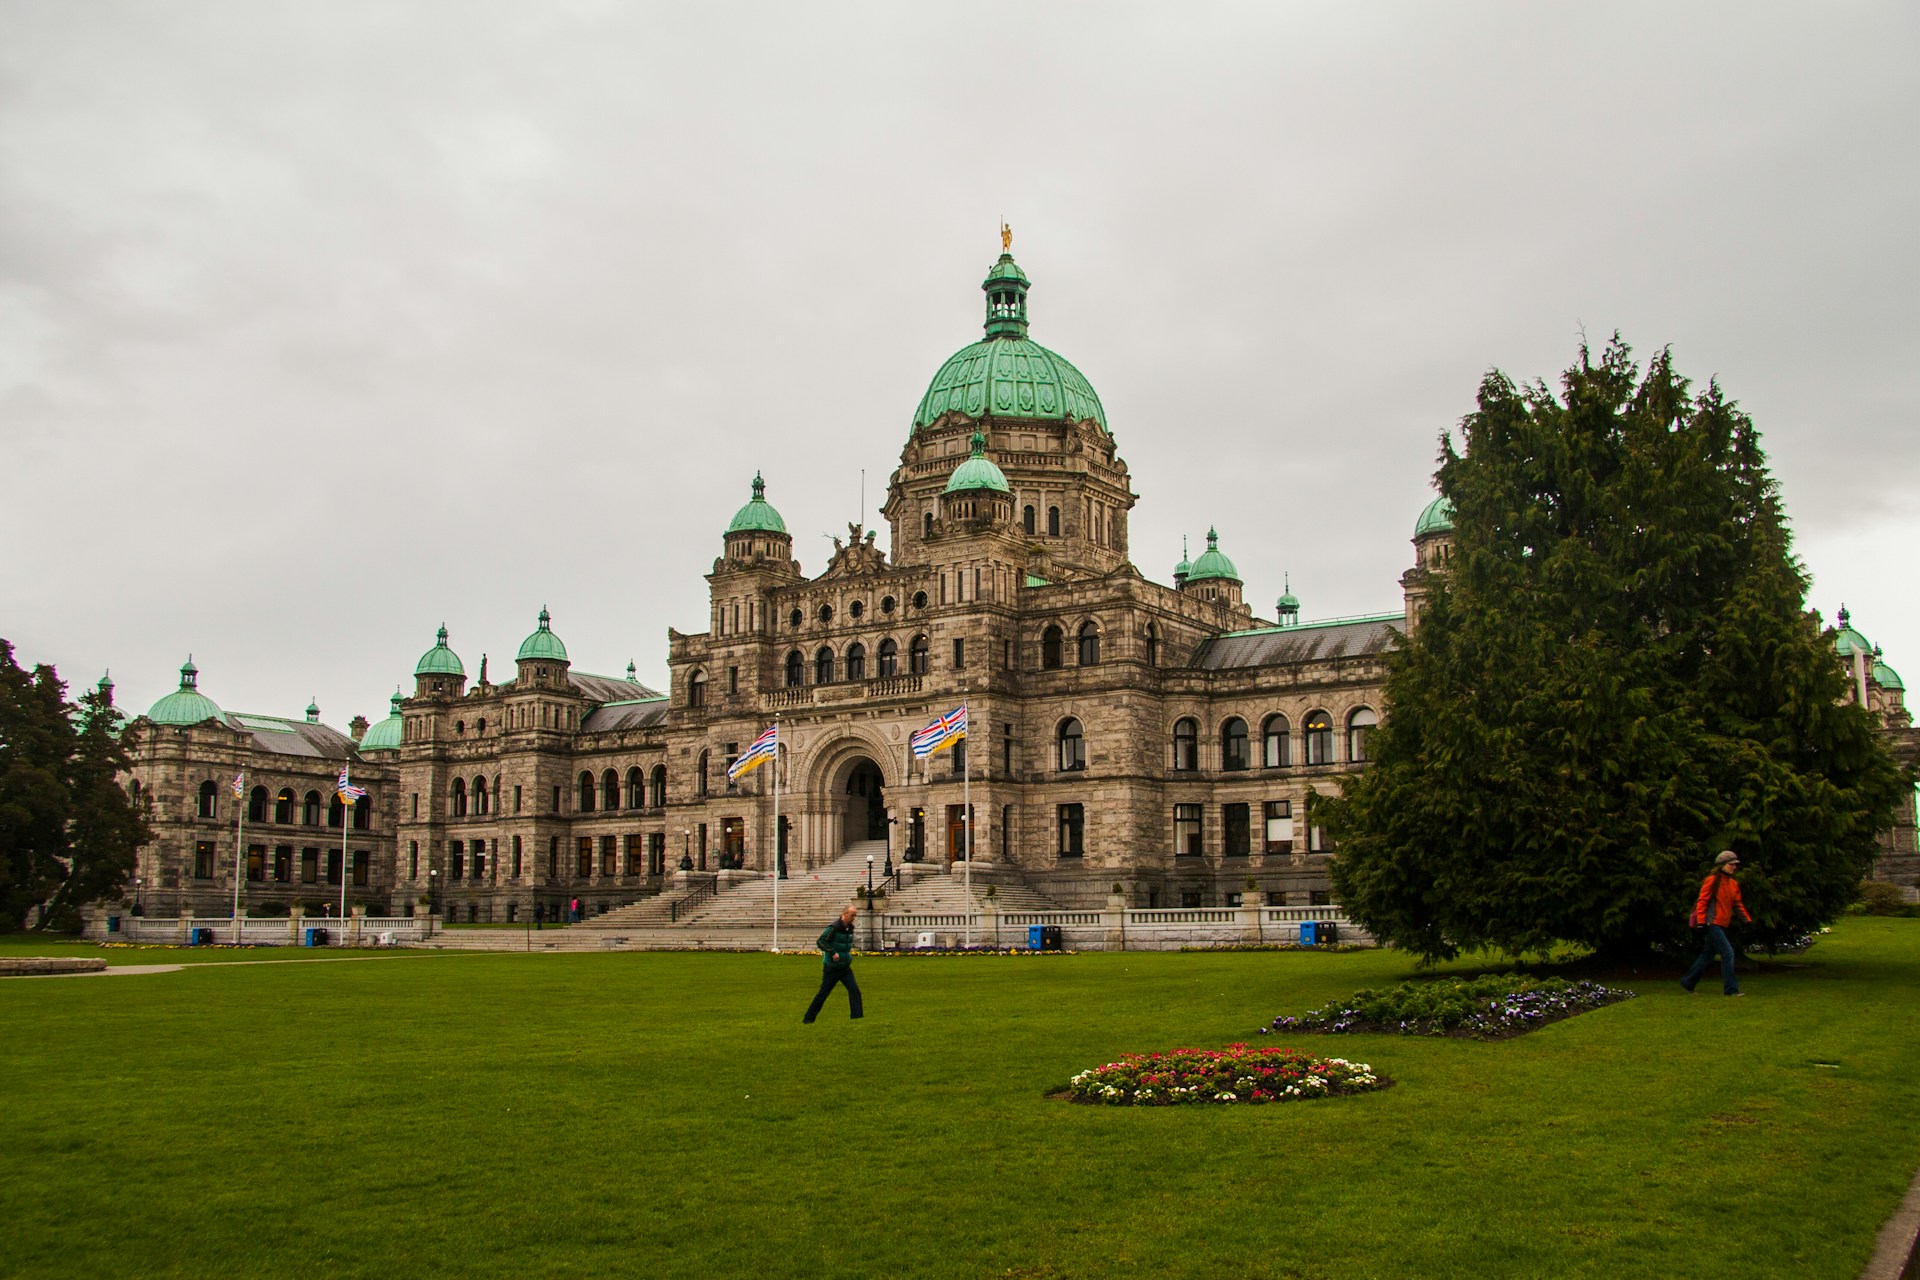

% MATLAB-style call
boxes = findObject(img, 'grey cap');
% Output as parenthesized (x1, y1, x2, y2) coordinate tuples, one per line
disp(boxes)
(1715, 850, 1741, 866)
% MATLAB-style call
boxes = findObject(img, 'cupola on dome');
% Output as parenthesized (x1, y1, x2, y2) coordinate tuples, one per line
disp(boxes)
(1832, 606, 1873, 659)
(1415, 496, 1455, 537)
(727, 472, 788, 535)
(912, 240, 1107, 434)
(1186, 527, 1240, 583)
(414, 625, 465, 678)
(517, 608, 569, 663)
(147, 658, 227, 727)
(944, 432, 1012, 494)
(358, 691, 405, 752)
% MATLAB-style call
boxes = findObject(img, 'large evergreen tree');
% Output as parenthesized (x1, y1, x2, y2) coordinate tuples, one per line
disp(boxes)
(1322, 337, 1910, 960)
(0, 642, 148, 932)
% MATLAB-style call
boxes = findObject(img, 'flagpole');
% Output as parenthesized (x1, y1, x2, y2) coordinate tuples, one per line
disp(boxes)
(771, 716, 780, 955)
(338, 786, 350, 924)
(231, 772, 247, 927)
(963, 701, 972, 950)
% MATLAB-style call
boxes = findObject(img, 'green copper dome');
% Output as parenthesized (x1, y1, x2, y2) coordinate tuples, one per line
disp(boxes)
(516, 607, 569, 663)
(1278, 573, 1300, 613)
(726, 472, 788, 535)
(1173, 535, 1192, 580)
(147, 658, 227, 727)
(1186, 527, 1240, 583)
(358, 691, 405, 752)
(1833, 607, 1872, 658)
(912, 250, 1107, 433)
(414, 625, 465, 678)
(1415, 496, 1455, 537)
(1873, 660, 1904, 692)
(945, 432, 1012, 494)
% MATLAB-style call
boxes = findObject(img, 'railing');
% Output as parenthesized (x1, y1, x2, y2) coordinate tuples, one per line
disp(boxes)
(668, 875, 722, 923)
(766, 687, 814, 708)
(865, 674, 923, 698)
(1127, 908, 1238, 924)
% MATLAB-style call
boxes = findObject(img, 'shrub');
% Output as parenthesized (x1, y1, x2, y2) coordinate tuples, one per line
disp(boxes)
(1066, 1044, 1384, 1106)
(1856, 881, 1912, 917)
(1261, 975, 1634, 1039)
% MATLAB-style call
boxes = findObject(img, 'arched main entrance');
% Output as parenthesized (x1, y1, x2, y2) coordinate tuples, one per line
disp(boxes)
(844, 759, 886, 850)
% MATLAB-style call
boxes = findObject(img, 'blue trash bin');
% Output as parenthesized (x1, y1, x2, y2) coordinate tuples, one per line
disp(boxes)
(1027, 924, 1045, 951)
(189, 927, 213, 946)
(304, 927, 328, 947)
(106, 915, 121, 934)
(1299, 921, 1320, 947)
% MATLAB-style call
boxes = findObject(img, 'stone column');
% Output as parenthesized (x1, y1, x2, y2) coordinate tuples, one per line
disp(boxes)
(1104, 885, 1127, 953)
(289, 905, 304, 946)
(1239, 894, 1264, 945)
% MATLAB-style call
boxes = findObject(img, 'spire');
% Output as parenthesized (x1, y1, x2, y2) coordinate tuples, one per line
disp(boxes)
(1838, 604, 1851, 628)
(1278, 572, 1300, 627)
(626, 661, 639, 683)
(98, 670, 114, 697)
(306, 698, 320, 724)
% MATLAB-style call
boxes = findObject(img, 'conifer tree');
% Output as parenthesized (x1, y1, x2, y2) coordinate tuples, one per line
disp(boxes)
(44, 679, 147, 931)
(1322, 338, 1910, 960)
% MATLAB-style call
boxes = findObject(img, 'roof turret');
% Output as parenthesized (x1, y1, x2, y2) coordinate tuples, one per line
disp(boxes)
(944, 431, 1012, 494)
(1277, 573, 1300, 626)
(1833, 606, 1873, 658)
(305, 699, 320, 724)
(516, 607, 569, 663)
(727, 472, 789, 536)
(414, 625, 465, 678)
(1186, 527, 1241, 583)
(1415, 496, 1455, 537)
(147, 657, 227, 727)
(358, 690, 405, 752)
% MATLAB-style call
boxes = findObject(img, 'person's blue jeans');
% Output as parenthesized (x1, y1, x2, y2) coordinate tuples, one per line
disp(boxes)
(1681, 925, 1740, 994)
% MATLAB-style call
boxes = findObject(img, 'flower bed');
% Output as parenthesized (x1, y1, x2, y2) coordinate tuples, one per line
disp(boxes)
(1064, 1044, 1385, 1106)
(1259, 975, 1634, 1040)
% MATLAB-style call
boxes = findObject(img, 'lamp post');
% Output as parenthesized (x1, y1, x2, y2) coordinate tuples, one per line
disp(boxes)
(866, 853, 874, 899)
(866, 853, 877, 952)
(428, 867, 438, 918)
(883, 817, 896, 879)
(680, 827, 692, 872)
(133, 876, 143, 917)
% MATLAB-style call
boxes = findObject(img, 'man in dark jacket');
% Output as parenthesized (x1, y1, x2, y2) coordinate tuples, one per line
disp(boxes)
(1681, 850, 1754, 996)
(803, 904, 863, 1023)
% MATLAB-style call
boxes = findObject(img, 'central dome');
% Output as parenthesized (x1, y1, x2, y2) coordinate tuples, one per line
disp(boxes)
(911, 250, 1107, 434)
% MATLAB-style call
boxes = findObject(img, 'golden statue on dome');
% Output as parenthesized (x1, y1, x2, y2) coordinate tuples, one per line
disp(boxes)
(1000, 220, 1012, 252)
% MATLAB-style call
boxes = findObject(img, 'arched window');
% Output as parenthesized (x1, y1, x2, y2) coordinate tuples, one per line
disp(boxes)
(249, 786, 268, 823)
(1023, 505, 1036, 535)
(697, 750, 710, 797)
(474, 776, 489, 816)
(650, 764, 667, 808)
(1047, 506, 1061, 536)
(1041, 625, 1063, 670)
(1304, 711, 1335, 765)
(275, 788, 295, 824)
(452, 777, 467, 817)
(602, 769, 619, 811)
(909, 635, 929, 675)
(626, 767, 645, 809)
(353, 795, 371, 830)
(846, 642, 866, 681)
(1077, 621, 1100, 666)
(1172, 718, 1198, 771)
(923, 511, 934, 538)
(688, 670, 707, 708)
(1348, 708, 1379, 763)
(1221, 717, 1249, 771)
(785, 651, 804, 687)
(1145, 621, 1159, 667)
(877, 638, 898, 678)
(328, 794, 344, 828)
(197, 780, 217, 819)
(578, 771, 596, 812)
(1262, 715, 1292, 768)
(303, 791, 322, 825)
(814, 646, 835, 685)
(1057, 717, 1086, 772)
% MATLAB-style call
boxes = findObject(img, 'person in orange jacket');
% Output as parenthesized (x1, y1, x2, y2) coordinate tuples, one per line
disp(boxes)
(1681, 850, 1754, 996)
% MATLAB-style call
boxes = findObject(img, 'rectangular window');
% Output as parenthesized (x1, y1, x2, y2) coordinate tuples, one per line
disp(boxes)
(1266, 890, 1288, 906)
(601, 835, 617, 876)
(1264, 800, 1294, 854)
(697, 824, 708, 870)
(1174, 804, 1203, 857)
(548, 836, 559, 879)
(722, 817, 744, 866)
(1002, 639, 1011, 670)
(950, 739, 968, 777)
(450, 846, 464, 880)
(1002, 723, 1013, 775)
(326, 850, 342, 886)
(193, 841, 217, 879)
(472, 845, 485, 879)
(577, 838, 593, 878)
(1225, 891, 1243, 907)
(411, 793, 419, 818)
(1309, 889, 1332, 906)
(1181, 890, 1203, 908)
(514, 785, 523, 814)
(409, 840, 419, 879)
(952, 638, 965, 669)
(1223, 803, 1250, 856)
(272, 846, 291, 883)
(243, 846, 264, 881)
(649, 832, 666, 876)
(353, 851, 370, 887)
(512, 836, 523, 878)
(1308, 825, 1331, 854)
(625, 834, 642, 875)
(551, 785, 561, 813)
(302, 848, 319, 883)
(728, 666, 739, 694)
(1057, 803, 1084, 858)
(940, 574, 947, 604)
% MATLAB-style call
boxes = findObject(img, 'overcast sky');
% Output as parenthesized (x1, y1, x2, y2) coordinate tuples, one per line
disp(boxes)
(3, 1, 1916, 727)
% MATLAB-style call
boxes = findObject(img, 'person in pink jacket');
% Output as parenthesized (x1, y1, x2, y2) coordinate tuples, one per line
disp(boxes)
(1681, 850, 1754, 996)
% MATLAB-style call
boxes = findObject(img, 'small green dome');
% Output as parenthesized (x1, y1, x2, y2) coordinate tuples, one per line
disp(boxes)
(1873, 660, 1904, 692)
(358, 691, 405, 752)
(1186, 527, 1240, 583)
(1415, 496, 1455, 537)
(1174, 535, 1192, 580)
(1833, 607, 1873, 658)
(1278, 573, 1300, 614)
(147, 658, 226, 727)
(516, 607, 569, 663)
(912, 251, 1106, 433)
(727, 473, 788, 535)
(414, 625, 465, 678)
(945, 432, 1012, 494)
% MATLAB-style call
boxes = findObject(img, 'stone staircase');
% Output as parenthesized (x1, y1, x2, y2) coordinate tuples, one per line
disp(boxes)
(880, 868, 1060, 917)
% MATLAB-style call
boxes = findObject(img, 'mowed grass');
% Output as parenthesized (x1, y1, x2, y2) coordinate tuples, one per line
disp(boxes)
(3, 922, 1918, 1280)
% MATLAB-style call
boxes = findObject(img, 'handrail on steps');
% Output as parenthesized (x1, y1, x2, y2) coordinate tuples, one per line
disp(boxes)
(668, 874, 721, 923)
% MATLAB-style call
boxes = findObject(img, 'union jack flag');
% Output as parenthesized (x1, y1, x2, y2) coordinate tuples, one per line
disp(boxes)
(910, 706, 967, 759)
(336, 764, 367, 804)
(727, 724, 778, 780)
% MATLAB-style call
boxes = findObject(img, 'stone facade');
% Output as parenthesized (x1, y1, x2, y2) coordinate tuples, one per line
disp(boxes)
(118, 246, 1919, 922)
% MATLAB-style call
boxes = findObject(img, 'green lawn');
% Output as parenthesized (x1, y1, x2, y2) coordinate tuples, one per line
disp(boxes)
(2, 921, 1917, 1279)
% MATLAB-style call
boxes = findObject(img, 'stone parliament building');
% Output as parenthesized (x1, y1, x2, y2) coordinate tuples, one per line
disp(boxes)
(120, 245, 1918, 924)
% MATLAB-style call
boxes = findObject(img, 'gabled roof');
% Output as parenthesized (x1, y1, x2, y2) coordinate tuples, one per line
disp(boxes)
(226, 713, 362, 760)
(1188, 614, 1400, 671)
